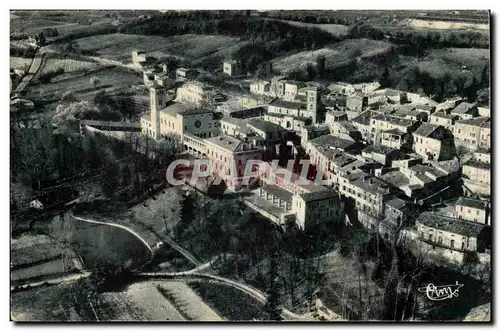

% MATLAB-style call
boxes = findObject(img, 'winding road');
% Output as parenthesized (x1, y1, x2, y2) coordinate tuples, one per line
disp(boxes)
(12, 213, 313, 321)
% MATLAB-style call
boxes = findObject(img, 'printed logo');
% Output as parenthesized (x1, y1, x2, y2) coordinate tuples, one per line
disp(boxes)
(418, 281, 464, 301)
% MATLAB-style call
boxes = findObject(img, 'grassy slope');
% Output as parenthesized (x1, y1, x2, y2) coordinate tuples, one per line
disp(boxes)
(47, 33, 244, 64)
(272, 38, 394, 73)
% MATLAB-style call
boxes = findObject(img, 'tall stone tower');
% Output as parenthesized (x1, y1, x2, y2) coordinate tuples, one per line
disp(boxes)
(149, 85, 168, 139)
(306, 86, 319, 123)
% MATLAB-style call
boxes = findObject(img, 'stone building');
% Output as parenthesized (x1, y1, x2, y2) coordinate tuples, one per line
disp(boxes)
(223, 59, 243, 76)
(412, 123, 454, 161)
(453, 117, 490, 152)
(416, 212, 488, 253)
(454, 197, 489, 225)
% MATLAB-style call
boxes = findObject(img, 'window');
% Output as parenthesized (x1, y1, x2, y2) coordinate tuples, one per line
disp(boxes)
(428, 234, 433, 241)
(438, 237, 442, 245)
(450, 240, 455, 249)
(461, 242, 465, 250)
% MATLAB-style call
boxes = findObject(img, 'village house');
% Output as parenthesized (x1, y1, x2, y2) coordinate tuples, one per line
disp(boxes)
(300, 125, 330, 145)
(204, 135, 262, 191)
(264, 113, 311, 135)
(393, 107, 428, 122)
(305, 135, 361, 181)
(250, 80, 271, 96)
(412, 123, 454, 161)
(473, 149, 491, 164)
(351, 110, 376, 142)
(329, 153, 380, 193)
(416, 212, 488, 253)
(384, 197, 415, 226)
(176, 67, 195, 82)
(429, 111, 459, 130)
(325, 110, 348, 123)
(478, 106, 490, 118)
(345, 174, 394, 227)
(241, 162, 345, 229)
(450, 102, 479, 120)
(346, 93, 368, 112)
(370, 113, 419, 151)
(30, 187, 78, 210)
(244, 183, 343, 230)
(436, 97, 464, 112)
(362, 144, 403, 166)
(462, 160, 490, 197)
(453, 117, 491, 151)
(175, 81, 216, 108)
(132, 50, 147, 66)
(223, 59, 243, 76)
(454, 197, 489, 225)
(267, 86, 324, 124)
(380, 160, 458, 202)
(328, 120, 362, 142)
(216, 99, 266, 119)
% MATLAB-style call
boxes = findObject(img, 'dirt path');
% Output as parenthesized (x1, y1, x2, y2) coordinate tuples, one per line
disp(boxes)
(13, 50, 45, 93)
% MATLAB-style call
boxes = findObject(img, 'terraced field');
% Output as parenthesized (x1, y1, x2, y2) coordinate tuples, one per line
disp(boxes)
(97, 281, 222, 321)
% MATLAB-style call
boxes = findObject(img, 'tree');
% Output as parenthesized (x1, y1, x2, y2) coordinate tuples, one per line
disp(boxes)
(90, 77, 100, 89)
(380, 66, 391, 88)
(480, 65, 489, 87)
(316, 55, 326, 77)
(264, 253, 283, 321)
(100, 151, 120, 198)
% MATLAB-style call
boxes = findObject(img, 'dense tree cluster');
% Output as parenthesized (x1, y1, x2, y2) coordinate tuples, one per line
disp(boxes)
(349, 23, 489, 51)
(119, 15, 341, 60)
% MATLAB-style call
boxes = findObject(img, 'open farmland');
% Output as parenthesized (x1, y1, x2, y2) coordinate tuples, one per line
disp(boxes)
(10, 57, 32, 70)
(189, 281, 265, 321)
(10, 18, 77, 35)
(39, 56, 100, 75)
(97, 281, 222, 321)
(11, 283, 87, 321)
(394, 48, 489, 81)
(271, 38, 393, 73)
(11, 233, 83, 283)
(26, 66, 143, 107)
(402, 18, 489, 31)
(48, 33, 245, 66)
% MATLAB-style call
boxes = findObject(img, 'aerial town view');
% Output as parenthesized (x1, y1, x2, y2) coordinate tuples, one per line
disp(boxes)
(9, 9, 491, 322)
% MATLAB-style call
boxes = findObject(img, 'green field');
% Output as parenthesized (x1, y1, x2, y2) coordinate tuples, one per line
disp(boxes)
(271, 38, 393, 73)
(48, 33, 246, 66)
(11, 283, 88, 321)
(10, 57, 32, 70)
(25, 66, 143, 108)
